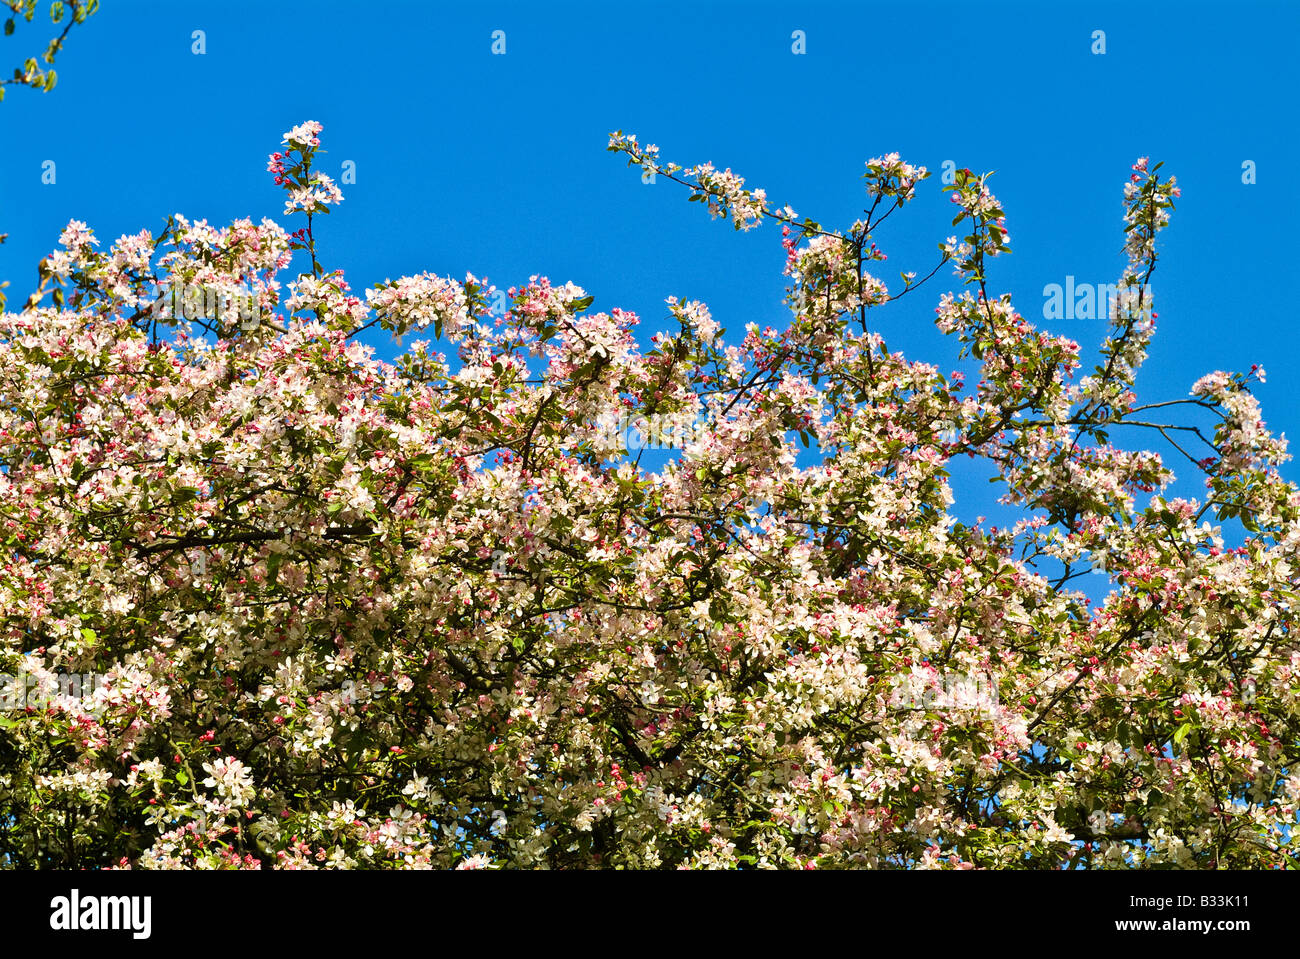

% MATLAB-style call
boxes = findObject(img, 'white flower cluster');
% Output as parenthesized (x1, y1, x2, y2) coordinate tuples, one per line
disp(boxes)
(367, 272, 471, 336)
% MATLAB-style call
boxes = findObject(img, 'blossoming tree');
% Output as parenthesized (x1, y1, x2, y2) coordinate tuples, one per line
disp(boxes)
(0, 121, 1295, 869)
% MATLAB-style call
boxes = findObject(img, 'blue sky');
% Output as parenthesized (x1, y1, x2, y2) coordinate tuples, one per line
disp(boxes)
(1, 0, 1297, 558)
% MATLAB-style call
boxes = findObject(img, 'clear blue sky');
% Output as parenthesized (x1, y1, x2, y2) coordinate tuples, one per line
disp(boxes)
(1, 0, 1297, 550)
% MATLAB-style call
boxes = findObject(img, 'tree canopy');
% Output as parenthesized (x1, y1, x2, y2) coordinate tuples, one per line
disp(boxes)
(0, 122, 1295, 869)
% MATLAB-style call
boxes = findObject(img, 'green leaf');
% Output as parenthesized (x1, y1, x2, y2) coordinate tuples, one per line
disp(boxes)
(1173, 722, 1192, 746)
(175, 770, 189, 786)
